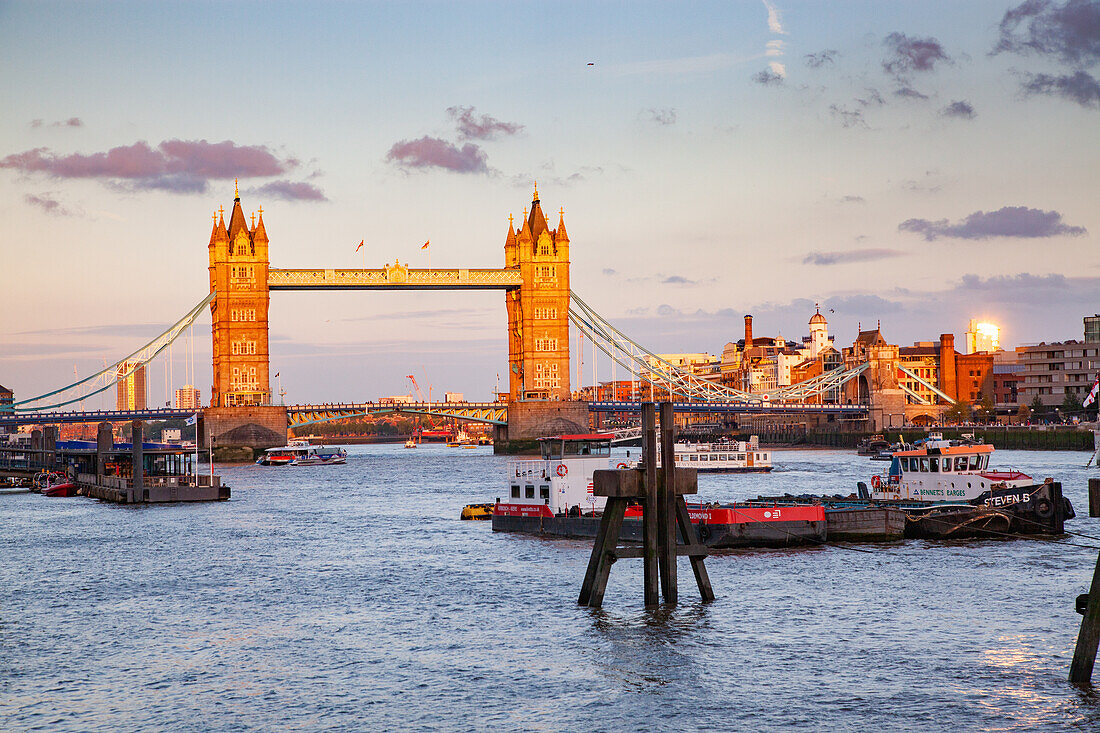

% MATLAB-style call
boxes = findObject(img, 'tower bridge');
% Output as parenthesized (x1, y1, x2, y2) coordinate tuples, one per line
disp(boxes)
(5, 185, 902, 457)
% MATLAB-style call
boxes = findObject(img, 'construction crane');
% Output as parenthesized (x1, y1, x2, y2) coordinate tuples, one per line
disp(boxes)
(406, 374, 438, 431)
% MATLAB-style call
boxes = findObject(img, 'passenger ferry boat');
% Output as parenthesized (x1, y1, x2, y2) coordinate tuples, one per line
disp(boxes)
(256, 441, 347, 466)
(487, 434, 824, 548)
(641, 438, 772, 473)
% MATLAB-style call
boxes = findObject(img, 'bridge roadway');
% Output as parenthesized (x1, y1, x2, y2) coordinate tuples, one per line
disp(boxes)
(286, 402, 509, 427)
(0, 408, 193, 427)
(587, 401, 870, 416)
(0, 400, 870, 429)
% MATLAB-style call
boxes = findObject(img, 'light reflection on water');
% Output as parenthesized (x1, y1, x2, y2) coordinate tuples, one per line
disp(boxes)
(1, 444, 1099, 731)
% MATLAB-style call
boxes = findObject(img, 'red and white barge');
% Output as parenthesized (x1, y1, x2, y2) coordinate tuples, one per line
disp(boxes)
(490, 434, 825, 548)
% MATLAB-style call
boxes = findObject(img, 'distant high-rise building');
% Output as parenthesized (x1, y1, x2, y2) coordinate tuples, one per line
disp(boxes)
(174, 385, 201, 410)
(0, 384, 12, 409)
(964, 319, 1000, 354)
(1085, 314, 1100, 344)
(116, 362, 147, 411)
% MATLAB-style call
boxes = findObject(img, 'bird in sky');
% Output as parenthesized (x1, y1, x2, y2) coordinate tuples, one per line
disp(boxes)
(587, 62, 594, 66)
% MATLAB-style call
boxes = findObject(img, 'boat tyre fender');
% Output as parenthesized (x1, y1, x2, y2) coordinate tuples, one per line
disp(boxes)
(697, 523, 711, 541)
(1035, 498, 1054, 519)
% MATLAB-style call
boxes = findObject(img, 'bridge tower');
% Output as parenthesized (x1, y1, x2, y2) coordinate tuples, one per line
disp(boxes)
(208, 187, 271, 408)
(505, 187, 572, 401)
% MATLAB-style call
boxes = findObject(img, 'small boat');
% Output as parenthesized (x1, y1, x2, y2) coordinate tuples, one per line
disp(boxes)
(857, 434, 890, 456)
(460, 502, 494, 520)
(462, 444, 478, 450)
(404, 438, 417, 449)
(43, 481, 79, 497)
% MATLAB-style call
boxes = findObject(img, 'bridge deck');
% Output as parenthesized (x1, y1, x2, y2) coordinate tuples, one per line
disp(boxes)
(268, 268, 522, 291)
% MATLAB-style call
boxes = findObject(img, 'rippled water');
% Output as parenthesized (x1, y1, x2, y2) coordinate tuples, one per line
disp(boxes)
(4, 445, 1100, 731)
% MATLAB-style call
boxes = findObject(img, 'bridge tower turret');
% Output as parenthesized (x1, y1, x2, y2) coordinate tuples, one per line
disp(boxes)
(505, 186, 572, 401)
(208, 187, 271, 408)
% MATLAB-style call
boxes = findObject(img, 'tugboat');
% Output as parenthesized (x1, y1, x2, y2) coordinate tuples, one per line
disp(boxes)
(864, 433, 1072, 538)
(482, 434, 825, 548)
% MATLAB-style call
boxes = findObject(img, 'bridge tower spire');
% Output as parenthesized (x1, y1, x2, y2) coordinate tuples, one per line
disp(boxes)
(505, 187, 571, 401)
(208, 191, 271, 407)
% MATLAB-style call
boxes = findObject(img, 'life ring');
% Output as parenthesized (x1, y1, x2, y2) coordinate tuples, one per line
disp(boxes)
(1035, 498, 1053, 519)
(616, 462, 628, 470)
(556, 464, 568, 477)
(871, 475, 882, 489)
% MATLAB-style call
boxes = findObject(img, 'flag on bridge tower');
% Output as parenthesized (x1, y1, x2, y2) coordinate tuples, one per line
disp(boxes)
(1084, 373, 1100, 409)
(355, 240, 364, 252)
(421, 240, 430, 249)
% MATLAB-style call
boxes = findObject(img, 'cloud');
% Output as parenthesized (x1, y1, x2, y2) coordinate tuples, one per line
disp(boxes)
(857, 88, 885, 107)
(752, 68, 785, 85)
(994, 1, 1100, 108)
(824, 294, 905, 314)
(839, 195, 866, 204)
(602, 268, 618, 276)
(30, 117, 82, 128)
(762, 0, 786, 34)
(802, 248, 904, 265)
(640, 107, 678, 125)
(0, 139, 296, 194)
(882, 32, 952, 77)
(446, 106, 524, 141)
(385, 136, 490, 174)
(994, 0, 1100, 66)
(249, 180, 328, 201)
(829, 104, 867, 128)
(766, 40, 786, 57)
(1022, 70, 1100, 107)
(941, 100, 977, 118)
(24, 193, 74, 216)
(899, 206, 1087, 240)
(15, 322, 167, 338)
(805, 50, 838, 68)
(894, 85, 930, 99)
(662, 275, 696, 285)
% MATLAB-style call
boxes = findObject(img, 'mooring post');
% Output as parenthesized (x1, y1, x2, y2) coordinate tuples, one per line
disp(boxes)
(1071, 550, 1100, 686)
(658, 402, 678, 603)
(642, 403, 659, 607)
(1089, 478, 1100, 519)
(96, 421, 112, 479)
(131, 420, 144, 504)
(43, 425, 58, 470)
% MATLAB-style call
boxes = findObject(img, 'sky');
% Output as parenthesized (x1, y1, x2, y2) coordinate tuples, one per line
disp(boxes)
(1, 0, 1098, 407)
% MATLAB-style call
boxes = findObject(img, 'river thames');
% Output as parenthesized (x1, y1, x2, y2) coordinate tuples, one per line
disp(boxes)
(3, 446, 1100, 731)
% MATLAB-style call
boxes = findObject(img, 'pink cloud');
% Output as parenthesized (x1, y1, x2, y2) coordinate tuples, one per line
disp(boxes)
(385, 136, 490, 174)
(0, 139, 299, 194)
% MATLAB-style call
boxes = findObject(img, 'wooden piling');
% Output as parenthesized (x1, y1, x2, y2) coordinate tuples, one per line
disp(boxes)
(1070, 550, 1100, 686)
(659, 402, 678, 604)
(579, 401, 714, 608)
(1089, 478, 1100, 519)
(642, 403, 659, 607)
